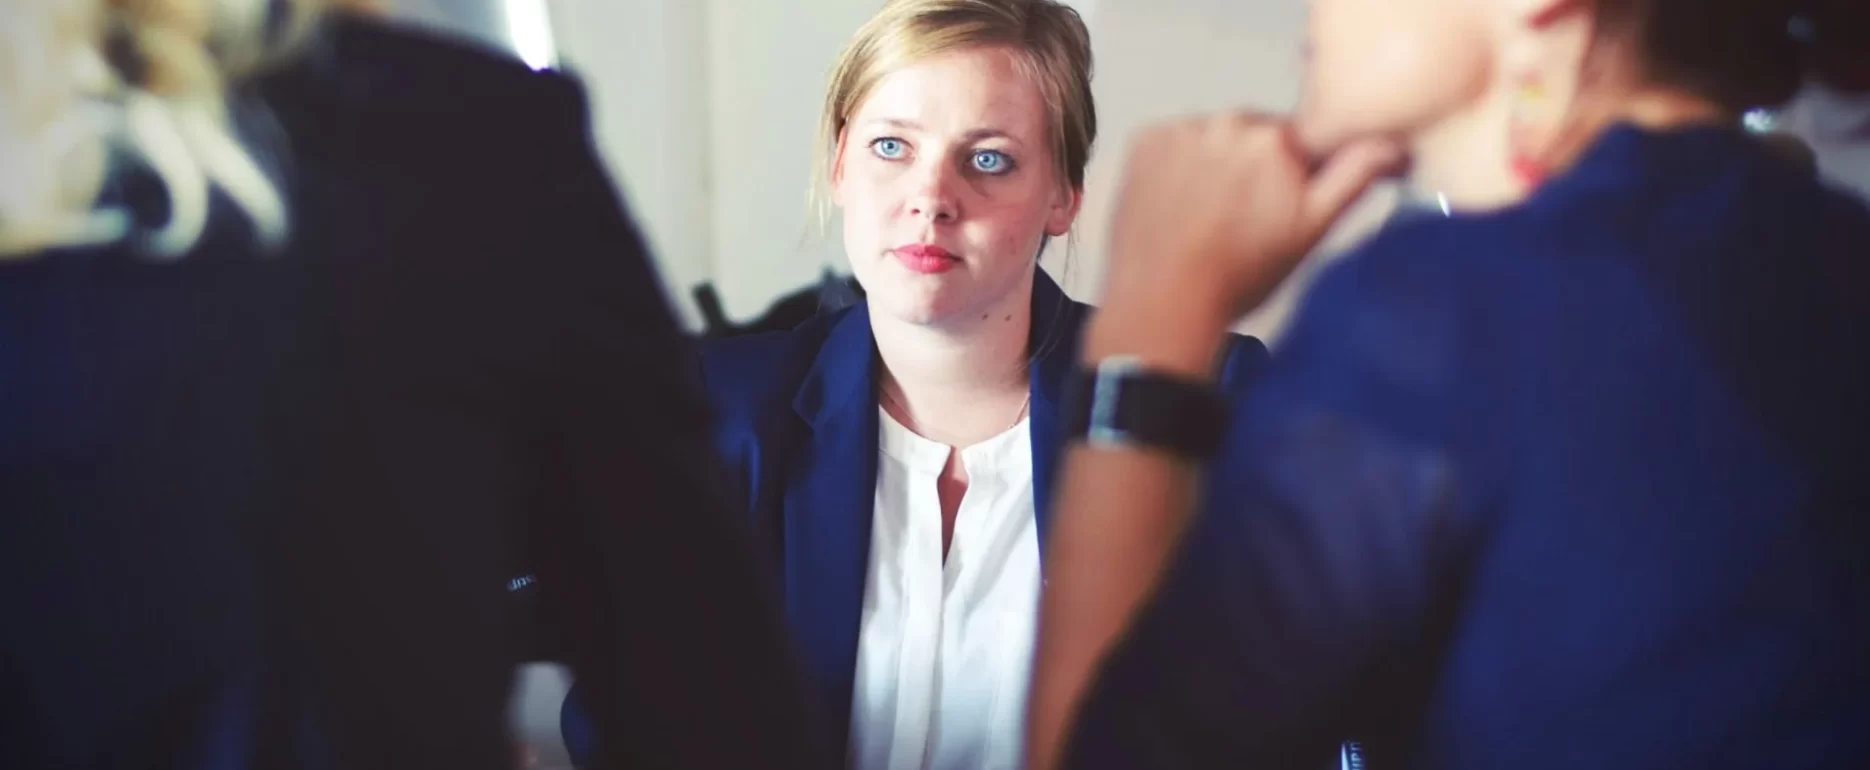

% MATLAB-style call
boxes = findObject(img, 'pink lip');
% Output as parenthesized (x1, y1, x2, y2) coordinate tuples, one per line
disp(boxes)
(890, 244, 959, 274)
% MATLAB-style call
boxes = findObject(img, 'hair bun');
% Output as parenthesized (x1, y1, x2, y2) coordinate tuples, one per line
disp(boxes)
(1804, 0, 1870, 94)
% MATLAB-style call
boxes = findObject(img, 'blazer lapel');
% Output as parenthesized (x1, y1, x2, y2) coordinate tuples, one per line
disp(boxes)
(1027, 270, 1086, 554)
(783, 304, 880, 748)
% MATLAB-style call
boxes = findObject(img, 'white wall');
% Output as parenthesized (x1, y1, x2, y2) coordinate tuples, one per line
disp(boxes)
(547, 0, 903, 328)
(545, 0, 712, 329)
(703, 0, 882, 320)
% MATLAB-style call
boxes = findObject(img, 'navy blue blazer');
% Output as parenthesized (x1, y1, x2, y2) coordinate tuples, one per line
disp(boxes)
(697, 270, 1269, 751)
(562, 271, 1268, 763)
(1065, 124, 1870, 769)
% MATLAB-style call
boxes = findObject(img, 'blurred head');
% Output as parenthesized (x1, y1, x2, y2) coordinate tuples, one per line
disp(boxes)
(1296, 0, 1870, 207)
(0, 0, 325, 259)
(814, 0, 1094, 328)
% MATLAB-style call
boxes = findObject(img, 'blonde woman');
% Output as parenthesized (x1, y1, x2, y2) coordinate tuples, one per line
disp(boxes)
(0, 2, 823, 768)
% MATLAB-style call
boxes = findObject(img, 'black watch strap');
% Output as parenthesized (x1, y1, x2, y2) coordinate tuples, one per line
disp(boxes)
(1061, 356, 1228, 459)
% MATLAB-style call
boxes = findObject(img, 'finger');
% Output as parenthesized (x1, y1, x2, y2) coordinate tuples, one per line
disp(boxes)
(1301, 137, 1405, 237)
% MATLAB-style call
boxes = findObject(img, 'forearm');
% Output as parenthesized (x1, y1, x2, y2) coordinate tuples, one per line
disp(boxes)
(1025, 112, 1406, 766)
(1026, 447, 1198, 770)
(1025, 294, 1235, 770)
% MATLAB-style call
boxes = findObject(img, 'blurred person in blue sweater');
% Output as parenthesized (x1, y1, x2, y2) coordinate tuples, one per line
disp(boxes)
(1028, 0, 1870, 768)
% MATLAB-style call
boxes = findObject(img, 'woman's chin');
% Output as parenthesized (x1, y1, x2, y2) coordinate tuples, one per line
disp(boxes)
(869, 290, 969, 328)
(875, 304, 958, 328)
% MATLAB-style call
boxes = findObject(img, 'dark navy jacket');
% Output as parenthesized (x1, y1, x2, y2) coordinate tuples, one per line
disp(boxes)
(1, 16, 825, 770)
(1066, 124, 1870, 769)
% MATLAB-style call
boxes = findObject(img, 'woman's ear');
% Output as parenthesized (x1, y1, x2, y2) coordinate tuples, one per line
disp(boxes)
(1044, 185, 1082, 237)
(1501, 0, 1600, 101)
(1499, 0, 1605, 190)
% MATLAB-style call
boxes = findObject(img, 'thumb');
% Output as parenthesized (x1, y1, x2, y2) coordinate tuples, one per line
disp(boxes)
(1300, 138, 1405, 241)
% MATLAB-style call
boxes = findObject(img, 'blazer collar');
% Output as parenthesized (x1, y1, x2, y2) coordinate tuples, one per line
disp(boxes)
(1025, 270, 1084, 550)
(783, 269, 1086, 559)
(790, 269, 1083, 429)
(1027, 269, 1082, 411)
(791, 299, 877, 429)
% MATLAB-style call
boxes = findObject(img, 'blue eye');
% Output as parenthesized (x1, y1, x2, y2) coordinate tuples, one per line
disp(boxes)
(971, 150, 1012, 174)
(871, 137, 906, 159)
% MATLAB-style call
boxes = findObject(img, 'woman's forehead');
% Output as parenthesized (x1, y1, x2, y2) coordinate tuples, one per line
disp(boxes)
(852, 47, 1051, 143)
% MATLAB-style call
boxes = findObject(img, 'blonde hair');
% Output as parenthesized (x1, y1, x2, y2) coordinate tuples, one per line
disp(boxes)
(0, 0, 325, 260)
(811, 0, 1096, 231)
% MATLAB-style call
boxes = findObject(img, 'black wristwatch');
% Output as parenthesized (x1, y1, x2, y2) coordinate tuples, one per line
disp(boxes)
(1061, 355, 1229, 459)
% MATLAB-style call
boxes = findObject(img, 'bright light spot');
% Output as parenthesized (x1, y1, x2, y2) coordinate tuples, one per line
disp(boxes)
(505, 0, 558, 71)
(1742, 108, 1777, 134)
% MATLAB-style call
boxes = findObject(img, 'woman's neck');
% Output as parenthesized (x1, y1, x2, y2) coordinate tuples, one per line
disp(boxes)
(873, 282, 1034, 449)
(1410, 85, 1523, 211)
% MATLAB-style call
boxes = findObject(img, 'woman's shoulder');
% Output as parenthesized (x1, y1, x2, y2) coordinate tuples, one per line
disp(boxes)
(1313, 193, 1566, 313)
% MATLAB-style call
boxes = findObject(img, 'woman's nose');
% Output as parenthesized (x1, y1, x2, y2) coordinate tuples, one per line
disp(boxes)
(904, 159, 960, 223)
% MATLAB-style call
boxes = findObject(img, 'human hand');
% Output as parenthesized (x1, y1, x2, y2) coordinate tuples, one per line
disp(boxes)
(1101, 113, 1402, 325)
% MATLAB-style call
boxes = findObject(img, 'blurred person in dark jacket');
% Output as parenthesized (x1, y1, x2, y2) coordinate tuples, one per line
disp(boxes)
(0, 2, 827, 768)
(1026, 0, 1870, 768)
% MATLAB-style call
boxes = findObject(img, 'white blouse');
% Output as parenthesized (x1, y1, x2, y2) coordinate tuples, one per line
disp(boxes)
(848, 408, 1042, 770)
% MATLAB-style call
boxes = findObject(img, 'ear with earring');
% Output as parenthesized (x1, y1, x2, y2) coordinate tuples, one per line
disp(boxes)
(1507, 71, 1559, 189)
(1502, 0, 1593, 193)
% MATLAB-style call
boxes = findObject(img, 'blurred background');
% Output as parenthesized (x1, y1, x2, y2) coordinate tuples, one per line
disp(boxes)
(360, 1, 1869, 765)
(361, 0, 1870, 341)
